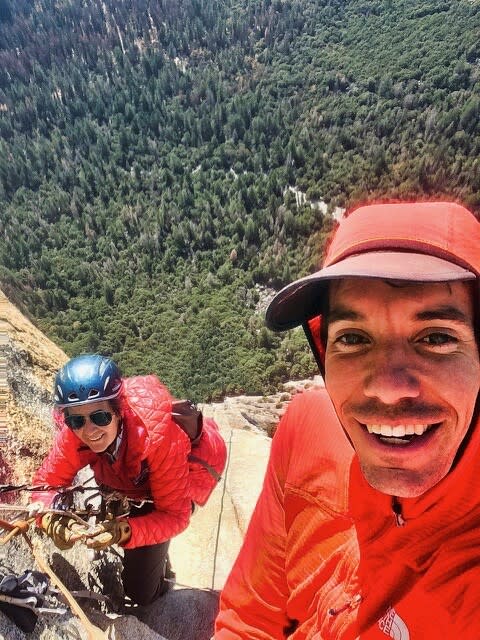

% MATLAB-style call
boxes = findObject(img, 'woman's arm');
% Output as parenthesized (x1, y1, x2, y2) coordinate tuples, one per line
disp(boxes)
(31, 427, 89, 509)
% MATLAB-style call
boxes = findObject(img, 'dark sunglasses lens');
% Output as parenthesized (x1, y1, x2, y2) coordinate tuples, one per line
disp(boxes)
(65, 414, 86, 430)
(90, 410, 113, 427)
(65, 410, 113, 430)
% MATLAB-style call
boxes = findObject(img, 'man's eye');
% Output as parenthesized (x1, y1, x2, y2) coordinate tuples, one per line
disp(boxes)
(420, 333, 458, 347)
(335, 333, 368, 346)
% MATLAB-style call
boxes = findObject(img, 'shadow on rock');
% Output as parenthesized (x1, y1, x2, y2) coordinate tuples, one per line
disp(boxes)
(49, 552, 86, 592)
(135, 588, 220, 640)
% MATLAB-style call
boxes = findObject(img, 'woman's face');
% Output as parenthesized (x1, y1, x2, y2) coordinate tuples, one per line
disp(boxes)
(64, 400, 121, 453)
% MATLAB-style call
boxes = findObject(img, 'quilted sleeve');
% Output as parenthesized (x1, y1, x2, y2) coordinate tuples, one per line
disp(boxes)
(214, 406, 292, 639)
(188, 416, 227, 506)
(122, 417, 192, 549)
(31, 427, 90, 509)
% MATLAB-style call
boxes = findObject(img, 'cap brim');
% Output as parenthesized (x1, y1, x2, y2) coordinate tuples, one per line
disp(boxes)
(266, 251, 476, 331)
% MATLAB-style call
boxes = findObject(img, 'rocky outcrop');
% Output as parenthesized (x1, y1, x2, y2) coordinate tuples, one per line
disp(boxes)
(0, 289, 67, 490)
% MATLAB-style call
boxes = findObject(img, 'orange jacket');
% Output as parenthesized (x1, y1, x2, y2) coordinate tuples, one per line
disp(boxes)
(215, 388, 480, 639)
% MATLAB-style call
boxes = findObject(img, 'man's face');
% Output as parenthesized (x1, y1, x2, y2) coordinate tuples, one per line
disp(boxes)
(324, 278, 480, 498)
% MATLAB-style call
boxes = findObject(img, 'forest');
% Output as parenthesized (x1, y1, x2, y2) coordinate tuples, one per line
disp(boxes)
(0, 0, 479, 400)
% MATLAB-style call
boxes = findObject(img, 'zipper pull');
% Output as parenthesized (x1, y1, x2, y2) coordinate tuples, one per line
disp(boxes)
(392, 497, 406, 527)
(328, 594, 362, 616)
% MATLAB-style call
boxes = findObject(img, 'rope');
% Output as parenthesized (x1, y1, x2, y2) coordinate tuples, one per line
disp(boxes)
(0, 482, 98, 494)
(0, 505, 102, 530)
(0, 482, 152, 518)
(210, 429, 233, 591)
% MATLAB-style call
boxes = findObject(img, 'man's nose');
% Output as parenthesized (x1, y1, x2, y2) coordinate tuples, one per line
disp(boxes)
(363, 348, 420, 404)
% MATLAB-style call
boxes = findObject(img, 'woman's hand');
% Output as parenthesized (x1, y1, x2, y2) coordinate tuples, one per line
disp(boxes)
(27, 501, 45, 518)
(85, 518, 131, 550)
(40, 513, 88, 550)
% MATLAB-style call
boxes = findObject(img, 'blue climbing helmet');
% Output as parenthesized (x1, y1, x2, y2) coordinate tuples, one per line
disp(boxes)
(54, 354, 123, 408)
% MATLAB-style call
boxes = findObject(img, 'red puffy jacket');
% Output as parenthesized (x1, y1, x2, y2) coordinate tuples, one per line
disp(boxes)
(32, 375, 224, 548)
(216, 388, 480, 639)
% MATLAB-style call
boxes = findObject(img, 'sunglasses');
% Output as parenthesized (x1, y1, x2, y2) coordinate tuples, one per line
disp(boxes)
(65, 410, 113, 430)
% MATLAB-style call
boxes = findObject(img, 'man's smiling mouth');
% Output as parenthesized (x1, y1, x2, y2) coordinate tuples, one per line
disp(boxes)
(363, 423, 440, 445)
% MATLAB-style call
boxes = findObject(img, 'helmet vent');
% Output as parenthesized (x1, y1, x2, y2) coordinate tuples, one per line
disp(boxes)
(67, 393, 79, 401)
(87, 389, 100, 399)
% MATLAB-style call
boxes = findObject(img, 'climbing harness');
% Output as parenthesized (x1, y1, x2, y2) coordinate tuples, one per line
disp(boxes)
(0, 568, 65, 633)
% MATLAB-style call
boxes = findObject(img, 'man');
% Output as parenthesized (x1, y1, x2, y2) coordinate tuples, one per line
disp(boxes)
(214, 202, 480, 638)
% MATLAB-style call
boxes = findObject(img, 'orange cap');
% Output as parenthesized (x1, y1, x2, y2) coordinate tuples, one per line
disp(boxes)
(266, 202, 479, 331)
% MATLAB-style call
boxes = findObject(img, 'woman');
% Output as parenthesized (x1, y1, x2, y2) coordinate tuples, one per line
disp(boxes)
(30, 354, 226, 606)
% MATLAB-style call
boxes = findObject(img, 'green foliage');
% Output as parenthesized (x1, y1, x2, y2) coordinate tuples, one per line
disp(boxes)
(0, 0, 479, 400)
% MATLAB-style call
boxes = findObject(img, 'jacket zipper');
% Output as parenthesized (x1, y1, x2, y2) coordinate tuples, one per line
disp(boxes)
(392, 496, 406, 527)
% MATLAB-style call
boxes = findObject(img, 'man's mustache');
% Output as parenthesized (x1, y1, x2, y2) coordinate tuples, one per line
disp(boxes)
(349, 399, 444, 422)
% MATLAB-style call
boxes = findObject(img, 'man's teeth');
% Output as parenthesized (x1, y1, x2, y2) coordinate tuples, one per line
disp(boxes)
(366, 424, 430, 437)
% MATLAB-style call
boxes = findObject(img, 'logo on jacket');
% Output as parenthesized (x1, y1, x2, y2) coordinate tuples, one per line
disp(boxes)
(378, 607, 410, 640)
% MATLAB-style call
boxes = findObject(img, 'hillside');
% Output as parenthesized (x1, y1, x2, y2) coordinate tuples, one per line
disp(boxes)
(1, 0, 480, 402)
